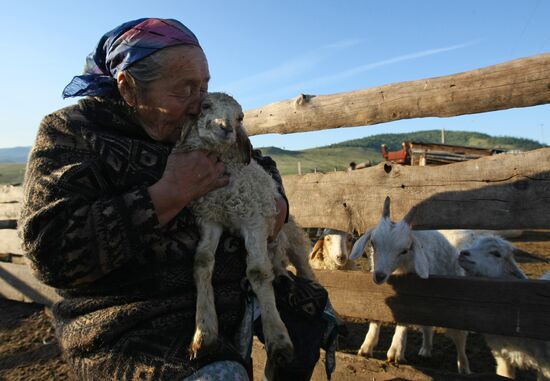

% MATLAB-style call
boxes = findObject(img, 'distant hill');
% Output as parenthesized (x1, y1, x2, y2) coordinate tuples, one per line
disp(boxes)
(0, 130, 545, 183)
(0, 146, 30, 163)
(259, 130, 545, 176)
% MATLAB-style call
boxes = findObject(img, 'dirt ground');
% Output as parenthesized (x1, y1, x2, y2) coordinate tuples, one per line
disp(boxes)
(1, 231, 549, 381)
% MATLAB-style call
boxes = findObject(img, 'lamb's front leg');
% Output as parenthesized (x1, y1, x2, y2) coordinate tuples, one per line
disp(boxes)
(358, 321, 381, 357)
(242, 226, 294, 366)
(190, 222, 223, 358)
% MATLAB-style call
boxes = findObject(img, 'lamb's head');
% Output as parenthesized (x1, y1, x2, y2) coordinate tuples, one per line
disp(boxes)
(458, 235, 527, 280)
(196, 92, 243, 146)
(350, 196, 423, 284)
(177, 92, 251, 162)
(310, 229, 354, 269)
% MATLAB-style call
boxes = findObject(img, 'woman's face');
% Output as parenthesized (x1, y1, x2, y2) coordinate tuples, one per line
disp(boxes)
(125, 45, 210, 144)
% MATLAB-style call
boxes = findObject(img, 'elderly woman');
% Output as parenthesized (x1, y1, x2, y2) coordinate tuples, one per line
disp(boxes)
(19, 18, 334, 381)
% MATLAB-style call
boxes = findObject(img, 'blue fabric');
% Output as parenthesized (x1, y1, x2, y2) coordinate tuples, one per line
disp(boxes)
(182, 361, 249, 381)
(62, 18, 201, 98)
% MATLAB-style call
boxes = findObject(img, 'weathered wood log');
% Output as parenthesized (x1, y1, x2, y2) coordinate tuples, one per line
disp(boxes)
(244, 53, 550, 135)
(283, 147, 550, 232)
(0, 262, 60, 306)
(1, 259, 549, 343)
(315, 270, 550, 341)
(0, 229, 23, 255)
(0, 202, 21, 220)
(0, 185, 23, 203)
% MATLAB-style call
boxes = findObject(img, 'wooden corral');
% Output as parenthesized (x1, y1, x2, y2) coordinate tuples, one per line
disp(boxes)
(2, 53, 550, 380)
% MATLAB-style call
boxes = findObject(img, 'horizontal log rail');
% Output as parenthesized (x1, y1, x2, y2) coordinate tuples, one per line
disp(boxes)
(283, 147, 550, 232)
(1, 254, 549, 342)
(243, 53, 550, 135)
(314, 269, 550, 341)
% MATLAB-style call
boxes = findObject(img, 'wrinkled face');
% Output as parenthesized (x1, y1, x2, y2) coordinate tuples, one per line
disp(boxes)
(195, 93, 244, 147)
(369, 218, 413, 284)
(130, 46, 210, 143)
(458, 236, 525, 279)
(323, 230, 354, 268)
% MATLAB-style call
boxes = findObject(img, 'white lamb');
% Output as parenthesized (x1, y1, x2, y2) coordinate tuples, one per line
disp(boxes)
(174, 92, 315, 365)
(350, 196, 471, 374)
(458, 235, 550, 380)
(309, 228, 357, 270)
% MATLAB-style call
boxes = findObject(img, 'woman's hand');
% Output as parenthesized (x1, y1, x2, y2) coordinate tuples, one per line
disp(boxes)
(148, 149, 229, 226)
(268, 196, 288, 242)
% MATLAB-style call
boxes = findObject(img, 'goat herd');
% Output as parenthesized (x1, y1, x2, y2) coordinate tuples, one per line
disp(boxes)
(308, 197, 550, 380)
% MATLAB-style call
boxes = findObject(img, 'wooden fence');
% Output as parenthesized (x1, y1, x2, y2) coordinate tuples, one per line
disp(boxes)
(1, 53, 550, 380)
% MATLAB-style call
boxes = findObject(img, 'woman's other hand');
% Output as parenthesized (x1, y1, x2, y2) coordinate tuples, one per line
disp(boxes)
(148, 149, 229, 226)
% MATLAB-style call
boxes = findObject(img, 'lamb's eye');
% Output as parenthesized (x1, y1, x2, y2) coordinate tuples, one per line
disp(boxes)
(325, 236, 331, 242)
(490, 250, 501, 258)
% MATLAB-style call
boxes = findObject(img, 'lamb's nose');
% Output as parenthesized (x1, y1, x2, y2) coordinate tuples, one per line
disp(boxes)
(460, 250, 470, 257)
(374, 271, 387, 284)
(219, 124, 232, 134)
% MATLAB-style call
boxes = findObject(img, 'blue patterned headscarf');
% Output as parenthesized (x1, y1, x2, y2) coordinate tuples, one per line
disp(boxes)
(62, 18, 202, 98)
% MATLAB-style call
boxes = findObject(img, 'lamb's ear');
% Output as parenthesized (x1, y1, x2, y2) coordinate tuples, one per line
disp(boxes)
(411, 236, 429, 279)
(350, 228, 373, 260)
(235, 124, 252, 164)
(403, 206, 417, 227)
(310, 239, 324, 260)
(382, 196, 391, 219)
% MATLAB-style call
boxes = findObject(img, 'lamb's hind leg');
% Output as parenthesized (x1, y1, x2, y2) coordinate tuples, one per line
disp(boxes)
(446, 329, 471, 375)
(387, 324, 408, 364)
(190, 223, 224, 358)
(242, 227, 294, 366)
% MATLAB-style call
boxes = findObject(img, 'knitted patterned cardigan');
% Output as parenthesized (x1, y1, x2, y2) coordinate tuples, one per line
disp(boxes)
(18, 97, 287, 380)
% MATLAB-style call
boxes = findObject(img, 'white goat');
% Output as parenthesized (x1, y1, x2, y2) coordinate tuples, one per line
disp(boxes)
(309, 228, 357, 270)
(174, 92, 315, 365)
(458, 235, 550, 380)
(350, 196, 471, 374)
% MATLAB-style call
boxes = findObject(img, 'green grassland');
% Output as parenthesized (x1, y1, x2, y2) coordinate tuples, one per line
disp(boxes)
(262, 130, 545, 176)
(0, 130, 544, 183)
(0, 163, 26, 185)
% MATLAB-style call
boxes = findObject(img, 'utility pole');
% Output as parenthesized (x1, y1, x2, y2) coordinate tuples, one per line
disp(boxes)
(441, 128, 445, 144)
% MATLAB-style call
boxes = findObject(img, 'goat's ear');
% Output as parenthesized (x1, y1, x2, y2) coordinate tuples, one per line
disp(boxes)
(411, 236, 429, 279)
(403, 206, 417, 226)
(382, 196, 391, 219)
(235, 124, 252, 164)
(310, 239, 324, 260)
(350, 228, 372, 260)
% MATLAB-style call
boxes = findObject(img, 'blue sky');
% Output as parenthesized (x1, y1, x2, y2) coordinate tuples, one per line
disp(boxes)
(1, 0, 549, 150)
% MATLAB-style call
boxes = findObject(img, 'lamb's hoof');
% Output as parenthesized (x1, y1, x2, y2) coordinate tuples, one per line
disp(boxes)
(387, 347, 406, 364)
(189, 327, 217, 359)
(418, 347, 432, 358)
(266, 335, 294, 366)
(357, 346, 374, 358)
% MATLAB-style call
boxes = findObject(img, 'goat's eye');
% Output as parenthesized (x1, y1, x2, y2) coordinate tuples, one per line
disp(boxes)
(400, 249, 408, 255)
(237, 113, 244, 122)
(202, 103, 212, 110)
(490, 250, 501, 258)
(325, 236, 331, 242)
